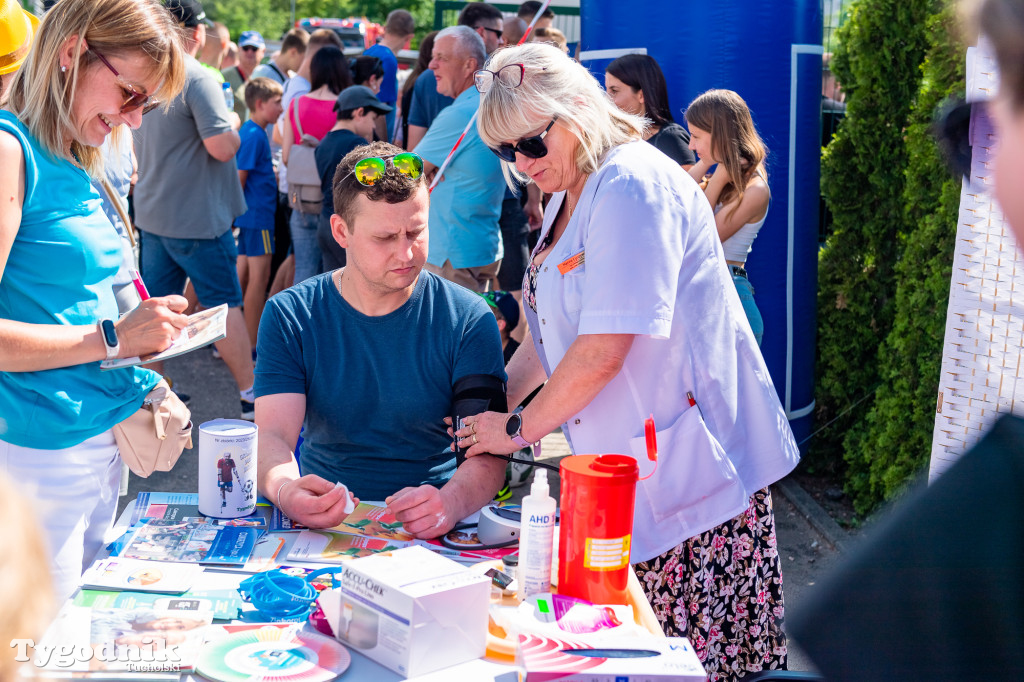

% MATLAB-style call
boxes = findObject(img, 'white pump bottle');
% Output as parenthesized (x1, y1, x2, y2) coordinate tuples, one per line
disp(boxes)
(517, 469, 556, 600)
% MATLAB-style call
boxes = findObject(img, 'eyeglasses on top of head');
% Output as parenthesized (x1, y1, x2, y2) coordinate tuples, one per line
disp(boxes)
(489, 118, 557, 163)
(474, 63, 547, 94)
(343, 152, 424, 187)
(90, 49, 160, 114)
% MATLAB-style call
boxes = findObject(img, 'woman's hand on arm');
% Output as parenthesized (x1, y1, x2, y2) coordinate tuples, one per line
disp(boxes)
(257, 393, 356, 528)
(455, 333, 635, 458)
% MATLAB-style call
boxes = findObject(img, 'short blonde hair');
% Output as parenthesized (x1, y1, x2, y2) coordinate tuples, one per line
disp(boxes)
(477, 42, 645, 185)
(0, 473, 54, 681)
(5, 0, 186, 175)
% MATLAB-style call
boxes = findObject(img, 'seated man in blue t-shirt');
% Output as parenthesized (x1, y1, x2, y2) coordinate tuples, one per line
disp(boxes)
(255, 141, 507, 538)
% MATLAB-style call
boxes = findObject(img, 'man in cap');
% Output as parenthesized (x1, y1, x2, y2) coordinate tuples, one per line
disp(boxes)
(315, 85, 394, 271)
(224, 30, 264, 121)
(134, 0, 256, 419)
(0, 1, 38, 95)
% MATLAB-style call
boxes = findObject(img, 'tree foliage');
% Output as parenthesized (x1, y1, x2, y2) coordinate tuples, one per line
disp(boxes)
(842, 5, 965, 513)
(205, 0, 434, 46)
(811, 0, 939, 476)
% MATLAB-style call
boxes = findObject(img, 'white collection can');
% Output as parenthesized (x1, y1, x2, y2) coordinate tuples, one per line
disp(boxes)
(198, 419, 257, 519)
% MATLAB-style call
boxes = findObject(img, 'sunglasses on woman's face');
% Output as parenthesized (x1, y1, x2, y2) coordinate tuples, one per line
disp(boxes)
(90, 49, 159, 114)
(345, 153, 424, 186)
(490, 119, 556, 163)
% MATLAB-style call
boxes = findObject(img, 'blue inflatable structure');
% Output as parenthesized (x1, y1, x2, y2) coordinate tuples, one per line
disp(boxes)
(580, 2, 823, 447)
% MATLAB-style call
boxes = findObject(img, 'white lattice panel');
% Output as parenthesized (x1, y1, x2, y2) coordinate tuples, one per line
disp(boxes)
(929, 44, 1024, 479)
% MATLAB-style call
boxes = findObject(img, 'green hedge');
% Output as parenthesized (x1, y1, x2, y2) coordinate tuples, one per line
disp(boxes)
(842, 6, 964, 513)
(811, 0, 939, 476)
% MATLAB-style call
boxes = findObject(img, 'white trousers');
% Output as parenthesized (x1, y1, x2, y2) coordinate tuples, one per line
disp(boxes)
(0, 431, 120, 604)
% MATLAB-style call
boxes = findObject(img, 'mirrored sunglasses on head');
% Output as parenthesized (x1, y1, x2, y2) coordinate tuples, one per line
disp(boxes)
(347, 153, 424, 187)
(933, 95, 994, 186)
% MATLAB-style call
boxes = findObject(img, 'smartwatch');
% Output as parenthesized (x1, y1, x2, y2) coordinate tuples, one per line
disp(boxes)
(98, 319, 119, 360)
(505, 411, 531, 448)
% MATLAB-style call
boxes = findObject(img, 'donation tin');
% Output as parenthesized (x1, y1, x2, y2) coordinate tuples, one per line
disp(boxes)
(198, 419, 257, 519)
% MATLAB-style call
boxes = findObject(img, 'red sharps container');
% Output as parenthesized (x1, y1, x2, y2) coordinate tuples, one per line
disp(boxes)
(557, 454, 639, 605)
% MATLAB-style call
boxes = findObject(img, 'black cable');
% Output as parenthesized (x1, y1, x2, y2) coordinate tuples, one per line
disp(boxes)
(489, 453, 559, 472)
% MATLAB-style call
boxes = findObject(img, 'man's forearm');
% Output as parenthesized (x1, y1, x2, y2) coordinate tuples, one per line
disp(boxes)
(257, 433, 301, 499)
(439, 454, 506, 521)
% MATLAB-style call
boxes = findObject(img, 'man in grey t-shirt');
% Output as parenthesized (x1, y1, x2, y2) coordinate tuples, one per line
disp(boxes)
(134, 0, 256, 419)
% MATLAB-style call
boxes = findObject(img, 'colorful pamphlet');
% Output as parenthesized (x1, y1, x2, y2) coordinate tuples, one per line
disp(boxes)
(73, 589, 243, 622)
(334, 503, 414, 542)
(101, 304, 228, 369)
(129, 492, 271, 529)
(286, 530, 411, 564)
(79, 558, 202, 594)
(118, 520, 261, 566)
(35, 605, 213, 677)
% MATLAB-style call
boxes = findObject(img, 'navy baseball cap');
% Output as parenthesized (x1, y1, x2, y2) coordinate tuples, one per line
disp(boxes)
(239, 31, 266, 49)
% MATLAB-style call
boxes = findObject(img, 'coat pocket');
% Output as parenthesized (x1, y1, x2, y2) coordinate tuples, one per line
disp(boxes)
(628, 403, 741, 524)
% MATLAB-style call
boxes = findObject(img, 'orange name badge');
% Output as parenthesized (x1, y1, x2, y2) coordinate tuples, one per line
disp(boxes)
(557, 250, 585, 275)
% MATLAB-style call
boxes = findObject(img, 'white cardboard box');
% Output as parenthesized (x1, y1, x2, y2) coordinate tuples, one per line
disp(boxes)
(518, 634, 706, 681)
(326, 545, 490, 678)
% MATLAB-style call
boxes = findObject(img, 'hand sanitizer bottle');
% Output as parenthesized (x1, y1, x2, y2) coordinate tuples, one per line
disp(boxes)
(518, 469, 556, 600)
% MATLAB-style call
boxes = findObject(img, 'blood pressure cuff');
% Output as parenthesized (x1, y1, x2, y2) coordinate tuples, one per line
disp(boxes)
(451, 374, 508, 466)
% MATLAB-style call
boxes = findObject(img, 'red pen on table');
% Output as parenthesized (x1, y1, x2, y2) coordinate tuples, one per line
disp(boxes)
(130, 268, 150, 301)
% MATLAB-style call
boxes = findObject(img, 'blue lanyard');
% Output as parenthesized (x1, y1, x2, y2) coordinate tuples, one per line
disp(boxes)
(238, 566, 344, 622)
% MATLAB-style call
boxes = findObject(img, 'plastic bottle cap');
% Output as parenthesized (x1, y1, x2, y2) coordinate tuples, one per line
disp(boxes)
(590, 454, 639, 476)
(502, 554, 519, 568)
(530, 468, 549, 497)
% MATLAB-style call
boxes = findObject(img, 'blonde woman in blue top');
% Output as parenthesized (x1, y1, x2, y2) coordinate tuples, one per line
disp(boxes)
(686, 89, 771, 346)
(0, 0, 187, 602)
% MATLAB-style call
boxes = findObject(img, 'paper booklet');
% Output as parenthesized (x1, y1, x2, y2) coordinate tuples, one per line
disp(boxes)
(117, 520, 261, 566)
(35, 605, 213, 678)
(73, 588, 243, 622)
(101, 304, 228, 369)
(80, 558, 202, 594)
(128, 492, 271, 530)
(286, 529, 412, 563)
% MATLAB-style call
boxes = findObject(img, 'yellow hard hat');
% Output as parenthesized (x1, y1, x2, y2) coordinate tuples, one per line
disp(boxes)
(0, 0, 39, 77)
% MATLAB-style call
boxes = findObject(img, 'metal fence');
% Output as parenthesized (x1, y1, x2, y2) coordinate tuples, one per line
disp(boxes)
(820, 0, 852, 243)
(433, 1, 580, 44)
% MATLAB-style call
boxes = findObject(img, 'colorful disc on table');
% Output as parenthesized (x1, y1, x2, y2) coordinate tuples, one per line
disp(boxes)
(196, 626, 351, 682)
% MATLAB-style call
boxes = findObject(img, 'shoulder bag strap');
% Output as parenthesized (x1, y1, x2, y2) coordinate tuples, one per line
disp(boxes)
(99, 177, 136, 250)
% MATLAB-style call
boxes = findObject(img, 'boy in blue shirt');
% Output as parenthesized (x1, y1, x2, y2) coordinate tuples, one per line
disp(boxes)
(235, 77, 284, 349)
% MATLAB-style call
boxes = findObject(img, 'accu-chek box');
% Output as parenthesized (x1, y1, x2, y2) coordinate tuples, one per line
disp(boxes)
(329, 545, 491, 677)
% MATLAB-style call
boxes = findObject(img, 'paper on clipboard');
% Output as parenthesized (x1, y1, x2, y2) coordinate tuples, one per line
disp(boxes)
(101, 304, 228, 369)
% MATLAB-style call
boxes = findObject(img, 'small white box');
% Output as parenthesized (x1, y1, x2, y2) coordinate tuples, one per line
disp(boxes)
(518, 634, 706, 681)
(329, 545, 490, 677)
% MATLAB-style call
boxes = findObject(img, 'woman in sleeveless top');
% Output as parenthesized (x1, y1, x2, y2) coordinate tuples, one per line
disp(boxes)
(686, 89, 770, 346)
(283, 46, 352, 284)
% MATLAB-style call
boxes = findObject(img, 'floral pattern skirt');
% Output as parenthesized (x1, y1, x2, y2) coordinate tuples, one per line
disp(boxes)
(633, 488, 787, 681)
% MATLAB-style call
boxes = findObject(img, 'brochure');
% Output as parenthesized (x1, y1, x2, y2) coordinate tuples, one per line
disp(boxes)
(118, 520, 261, 566)
(335, 502, 414, 542)
(197, 623, 351, 682)
(73, 589, 243, 622)
(101, 304, 228, 369)
(80, 558, 202, 594)
(128, 492, 271, 530)
(286, 530, 411, 564)
(35, 605, 213, 677)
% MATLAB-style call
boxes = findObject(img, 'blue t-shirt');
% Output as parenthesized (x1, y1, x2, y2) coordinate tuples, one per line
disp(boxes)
(0, 112, 159, 449)
(407, 70, 454, 129)
(363, 44, 398, 105)
(235, 119, 276, 231)
(255, 271, 506, 500)
(414, 87, 505, 268)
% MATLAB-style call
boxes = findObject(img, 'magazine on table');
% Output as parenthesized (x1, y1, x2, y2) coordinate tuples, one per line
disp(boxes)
(34, 605, 213, 678)
(286, 529, 412, 564)
(128, 492, 271, 530)
(79, 557, 202, 594)
(116, 519, 261, 566)
(73, 588, 244, 622)
(101, 304, 228, 369)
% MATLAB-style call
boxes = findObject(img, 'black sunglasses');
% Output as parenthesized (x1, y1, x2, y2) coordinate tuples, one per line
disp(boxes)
(241, 45, 261, 52)
(490, 119, 556, 163)
(476, 25, 504, 39)
(91, 49, 159, 114)
(933, 96, 992, 182)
